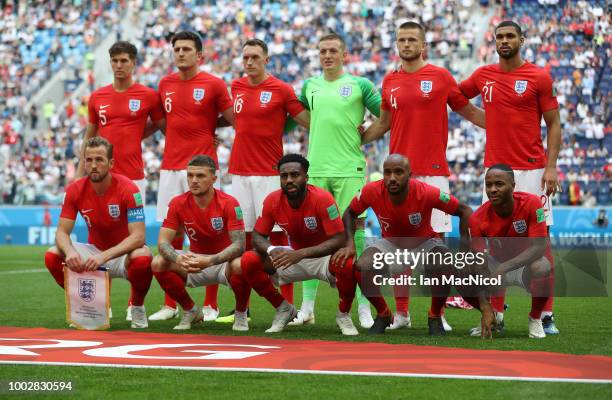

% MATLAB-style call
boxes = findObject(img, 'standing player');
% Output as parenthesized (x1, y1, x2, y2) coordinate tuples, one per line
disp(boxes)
(332, 154, 478, 336)
(361, 21, 486, 329)
(469, 165, 554, 338)
(218, 39, 310, 323)
(239, 154, 360, 335)
(460, 20, 562, 334)
(81, 40, 164, 200)
(44, 137, 153, 329)
(81, 41, 164, 321)
(294, 33, 378, 328)
(151, 155, 250, 331)
(152, 31, 235, 322)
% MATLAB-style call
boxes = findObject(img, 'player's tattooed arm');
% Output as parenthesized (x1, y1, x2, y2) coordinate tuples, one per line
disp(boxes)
(209, 229, 246, 265)
(159, 242, 179, 263)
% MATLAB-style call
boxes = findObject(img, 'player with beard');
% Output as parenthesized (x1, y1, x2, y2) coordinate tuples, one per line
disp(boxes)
(44, 137, 153, 329)
(460, 21, 561, 335)
(152, 31, 235, 322)
(332, 154, 494, 336)
(362, 21, 486, 330)
(151, 155, 250, 331)
(239, 154, 360, 335)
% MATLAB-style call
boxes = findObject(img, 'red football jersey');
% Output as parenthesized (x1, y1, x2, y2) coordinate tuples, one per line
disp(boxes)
(60, 174, 145, 251)
(88, 83, 164, 180)
(254, 185, 344, 250)
(350, 179, 459, 238)
(469, 191, 550, 261)
(459, 62, 558, 169)
(228, 75, 305, 175)
(158, 72, 233, 169)
(381, 65, 468, 176)
(162, 189, 244, 255)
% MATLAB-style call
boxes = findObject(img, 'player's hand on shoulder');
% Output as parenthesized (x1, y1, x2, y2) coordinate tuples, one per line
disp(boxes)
(331, 246, 355, 269)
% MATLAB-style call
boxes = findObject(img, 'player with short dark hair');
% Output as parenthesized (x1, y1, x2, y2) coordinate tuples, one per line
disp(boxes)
(362, 21, 486, 329)
(81, 39, 164, 205)
(333, 154, 489, 336)
(469, 165, 554, 338)
(239, 154, 360, 335)
(44, 137, 153, 329)
(460, 20, 562, 335)
(152, 30, 235, 322)
(151, 155, 250, 331)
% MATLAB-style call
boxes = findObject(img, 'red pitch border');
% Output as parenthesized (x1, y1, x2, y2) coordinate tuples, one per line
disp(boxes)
(0, 327, 611, 383)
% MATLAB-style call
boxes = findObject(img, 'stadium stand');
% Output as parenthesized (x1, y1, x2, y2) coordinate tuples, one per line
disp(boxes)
(0, 0, 609, 206)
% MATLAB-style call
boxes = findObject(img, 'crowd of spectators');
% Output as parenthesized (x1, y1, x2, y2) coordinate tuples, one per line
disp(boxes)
(0, 0, 609, 207)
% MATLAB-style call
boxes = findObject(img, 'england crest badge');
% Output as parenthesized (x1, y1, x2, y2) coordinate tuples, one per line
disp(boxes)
(304, 217, 318, 230)
(193, 88, 205, 102)
(420, 80, 433, 94)
(128, 99, 141, 112)
(338, 85, 352, 97)
(514, 80, 528, 95)
(513, 219, 527, 234)
(408, 213, 422, 226)
(260, 91, 272, 104)
(108, 204, 120, 218)
(78, 278, 96, 302)
(211, 217, 224, 231)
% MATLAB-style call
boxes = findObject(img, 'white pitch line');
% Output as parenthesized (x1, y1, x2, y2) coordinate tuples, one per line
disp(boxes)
(1, 361, 611, 384)
(0, 268, 46, 275)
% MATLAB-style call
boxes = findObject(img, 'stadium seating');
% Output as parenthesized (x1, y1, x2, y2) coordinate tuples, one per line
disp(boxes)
(0, 0, 609, 206)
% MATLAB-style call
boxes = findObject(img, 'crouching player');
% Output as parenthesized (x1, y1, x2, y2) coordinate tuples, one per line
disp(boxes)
(151, 155, 250, 331)
(240, 154, 359, 335)
(44, 137, 152, 329)
(469, 164, 553, 338)
(333, 154, 495, 336)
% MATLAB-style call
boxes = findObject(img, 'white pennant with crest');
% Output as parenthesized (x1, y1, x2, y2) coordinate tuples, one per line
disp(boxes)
(64, 267, 110, 330)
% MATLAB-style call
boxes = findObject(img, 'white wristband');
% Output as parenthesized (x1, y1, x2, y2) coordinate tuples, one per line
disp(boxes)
(266, 245, 278, 255)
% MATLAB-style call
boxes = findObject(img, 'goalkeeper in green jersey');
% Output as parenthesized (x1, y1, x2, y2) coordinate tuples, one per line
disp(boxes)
(289, 33, 379, 329)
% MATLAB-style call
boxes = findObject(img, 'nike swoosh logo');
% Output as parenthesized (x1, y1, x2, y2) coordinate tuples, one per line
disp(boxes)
(81, 209, 93, 213)
(99, 105, 110, 109)
(391, 87, 400, 92)
(165, 92, 175, 96)
(485, 81, 495, 85)
(184, 221, 195, 225)
(311, 90, 320, 94)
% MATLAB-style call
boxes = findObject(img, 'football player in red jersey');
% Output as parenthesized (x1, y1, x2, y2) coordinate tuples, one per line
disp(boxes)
(460, 20, 562, 334)
(79, 41, 164, 321)
(152, 31, 234, 322)
(80, 41, 164, 199)
(333, 154, 494, 336)
(469, 164, 554, 338)
(362, 21, 486, 328)
(44, 137, 153, 329)
(239, 154, 360, 335)
(151, 155, 250, 331)
(217, 39, 310, 323)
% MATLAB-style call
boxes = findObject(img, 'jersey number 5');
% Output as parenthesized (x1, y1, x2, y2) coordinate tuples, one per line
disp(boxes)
(98, 109, 107, 125)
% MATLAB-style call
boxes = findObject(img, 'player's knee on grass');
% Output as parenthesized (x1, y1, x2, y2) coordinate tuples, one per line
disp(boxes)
(529, 256, 551, 279)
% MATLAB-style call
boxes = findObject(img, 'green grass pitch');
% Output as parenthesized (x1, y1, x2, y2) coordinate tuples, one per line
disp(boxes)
(0, 246, 610, 399)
